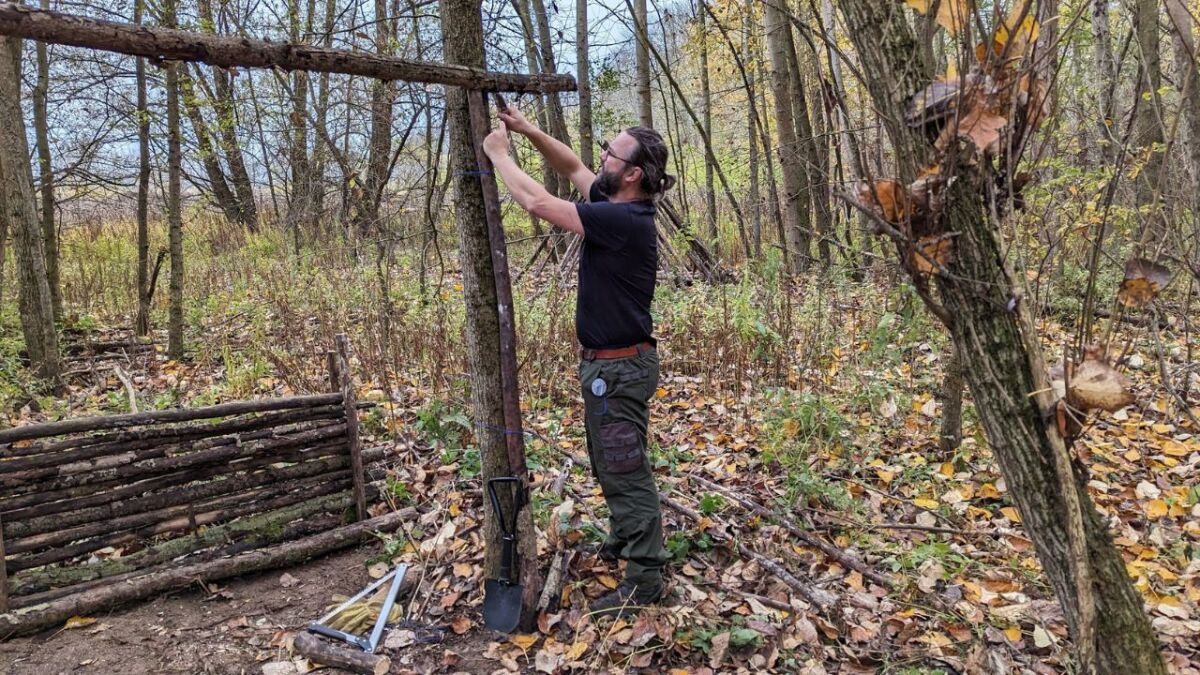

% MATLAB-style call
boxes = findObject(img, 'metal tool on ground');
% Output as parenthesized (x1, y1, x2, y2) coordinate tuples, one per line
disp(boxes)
(307, 562, 409, 653)
(482, 476, 524, 632)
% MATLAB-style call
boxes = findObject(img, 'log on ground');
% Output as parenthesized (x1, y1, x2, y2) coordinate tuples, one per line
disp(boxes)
(0, 505, 418, 637)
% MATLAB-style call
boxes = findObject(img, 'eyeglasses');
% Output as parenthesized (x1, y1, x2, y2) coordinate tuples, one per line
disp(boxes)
(599, 140, 638, 167)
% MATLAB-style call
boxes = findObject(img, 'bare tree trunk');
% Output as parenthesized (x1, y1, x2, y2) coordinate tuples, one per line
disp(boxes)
(1091, 0, 1118, 162)
(509, 0, 559, 207)
(577, 0, 593, 169)
(529, 0, 571, 162)
(361, 0, 395, 237)
(0, 35, 60, 380)
(32, 0, 58, 321)
(179, 69, 242, 224)
(1166, 0, 1200, 215)
(1132, 0, 1164, 225)
(799, 38, 833, 266)
(198, 0, 257, 230)
(938, 343, 963, 455)
(165, 0, 184, 360)
(634, 0, 652, 127)
(744, 0, 760, 257)
(311, 0, 337, 231)
(439, 0, 542, 628)
(135, 0, 151, 337)
(838, 1, 1167, 670)
(285, 0, 313, 239)
(763, 0, 807, 273)
(698, 6, 716, 251)
(781, 18, 820, 266)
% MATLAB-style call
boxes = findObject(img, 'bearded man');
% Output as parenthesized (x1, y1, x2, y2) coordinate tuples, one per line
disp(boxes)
(482, 107, 676, 616)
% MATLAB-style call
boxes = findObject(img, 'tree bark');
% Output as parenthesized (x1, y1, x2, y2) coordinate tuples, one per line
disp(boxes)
(698, 6, 716, 250)
(293, 633, 390, 675)
(1091, 0, 1118, 162)
(179, 68, 243, 224)
(576, 0, 593, 169)
(837, 1, 1167, 671)
(32, 0, 58, 321)
(0, 4, 575, 92)
(440, 0, 542, 629)
(285, 0, 313, 239)
(361, 0, 395, 236)
(763, 0, 807, 273)
(744, 0, 760, 256)
(1132, 0, 1164, 224)
(1166, 0, 1200, 215)
(938, 342, 963, 455)
(198, 0, 257, 230)
(0, 33, 60, 380)
(634, 0, 652, 126)
(134, 0, 151, 337)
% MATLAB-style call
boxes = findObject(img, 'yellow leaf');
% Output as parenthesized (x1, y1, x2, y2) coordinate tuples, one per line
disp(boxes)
(978, 483, 1001, 499)
(782, 418, 800, 438)
(1124, 449, 1142, 462)
(510, 634, 539, 651)
(939, 462, 955, 478)
(656, 387, 667, 398)
(453, 562, 474, 578)
(905, 0, 970, 35)
(1144, 499, 1169, 519)
(1161, 441, 1190, 457)
(598, 574, 620, 589)
(64, 616, 98, 630)
(913, 497, 940, 510)
(876, 469, 895, 484)
(1003, 625, 1022, 642)
(1000, 506, 1022, 523)
(567, 641, 589, 660)
(449, 503, 461, 517)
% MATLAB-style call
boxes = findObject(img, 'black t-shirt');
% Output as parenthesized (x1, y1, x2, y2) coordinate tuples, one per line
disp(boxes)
(574, 182, 658, 349)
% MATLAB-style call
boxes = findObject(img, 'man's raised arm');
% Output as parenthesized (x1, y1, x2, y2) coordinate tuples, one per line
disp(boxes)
(498, 105, 596, 198)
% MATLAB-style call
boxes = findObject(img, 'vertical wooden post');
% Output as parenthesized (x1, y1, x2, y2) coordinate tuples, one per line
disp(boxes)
(326, 349, 339, 392)
(335, 335, 366, 521)
(1, 513, 9, 613)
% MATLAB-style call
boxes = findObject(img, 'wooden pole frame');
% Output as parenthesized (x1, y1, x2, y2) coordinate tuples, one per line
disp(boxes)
(335, 334, 366, 521)
(0, 3, 576, 94)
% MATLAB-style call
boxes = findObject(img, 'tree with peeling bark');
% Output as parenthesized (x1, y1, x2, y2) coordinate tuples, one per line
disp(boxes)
(0, 33, 59, 381)
(439, 0, 543, 628)
(840, 1, 1166, 671)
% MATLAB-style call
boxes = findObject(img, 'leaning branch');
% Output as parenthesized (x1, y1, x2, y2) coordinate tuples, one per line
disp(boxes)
(0, 4, 576, 93)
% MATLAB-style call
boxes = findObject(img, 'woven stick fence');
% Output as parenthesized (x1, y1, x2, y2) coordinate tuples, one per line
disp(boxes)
(0, 335, 406, 637)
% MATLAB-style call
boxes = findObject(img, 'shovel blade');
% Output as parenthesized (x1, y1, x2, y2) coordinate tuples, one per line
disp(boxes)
(483, 579, 524, 633)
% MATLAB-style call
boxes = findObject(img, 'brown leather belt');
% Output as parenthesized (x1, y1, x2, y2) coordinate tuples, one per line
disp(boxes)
(579, 342, 654, 361)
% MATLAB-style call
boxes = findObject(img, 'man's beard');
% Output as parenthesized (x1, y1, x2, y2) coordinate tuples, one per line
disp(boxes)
(594, 167, 625, 197)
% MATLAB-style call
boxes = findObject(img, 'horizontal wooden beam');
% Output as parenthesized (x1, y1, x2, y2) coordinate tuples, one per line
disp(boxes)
(0, 3, 576, 93)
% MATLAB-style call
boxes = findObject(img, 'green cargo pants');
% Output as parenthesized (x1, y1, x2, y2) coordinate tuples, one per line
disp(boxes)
(579, 347, 668, 589)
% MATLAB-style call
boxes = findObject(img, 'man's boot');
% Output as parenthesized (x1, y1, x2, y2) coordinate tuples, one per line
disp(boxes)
(590, 578, 664, 619)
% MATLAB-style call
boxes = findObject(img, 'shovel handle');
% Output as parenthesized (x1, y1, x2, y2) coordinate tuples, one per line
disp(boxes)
(487, 476, 522, 537)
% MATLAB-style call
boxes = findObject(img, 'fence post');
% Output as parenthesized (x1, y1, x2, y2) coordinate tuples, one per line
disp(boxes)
(335, 335, 366, 521)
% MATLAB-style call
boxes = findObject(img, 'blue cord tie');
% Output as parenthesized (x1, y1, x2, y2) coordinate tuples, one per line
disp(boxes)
(458, 169, 493, 177)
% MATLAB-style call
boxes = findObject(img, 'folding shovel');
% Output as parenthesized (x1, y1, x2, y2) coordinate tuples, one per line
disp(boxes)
(482, 476, 524, 632)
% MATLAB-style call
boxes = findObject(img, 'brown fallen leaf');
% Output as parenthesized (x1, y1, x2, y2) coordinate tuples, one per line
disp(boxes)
(709, 631, 731, 670)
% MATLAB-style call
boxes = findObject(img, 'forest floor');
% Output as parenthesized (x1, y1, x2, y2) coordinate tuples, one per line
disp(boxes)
(2, 255, 1199, 674)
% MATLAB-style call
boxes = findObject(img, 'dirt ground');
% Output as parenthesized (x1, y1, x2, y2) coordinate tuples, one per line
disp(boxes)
(0, 544, 496, 675)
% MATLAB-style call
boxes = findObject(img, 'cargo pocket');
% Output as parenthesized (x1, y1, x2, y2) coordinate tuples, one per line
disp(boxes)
(600, 421, 643, 474)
